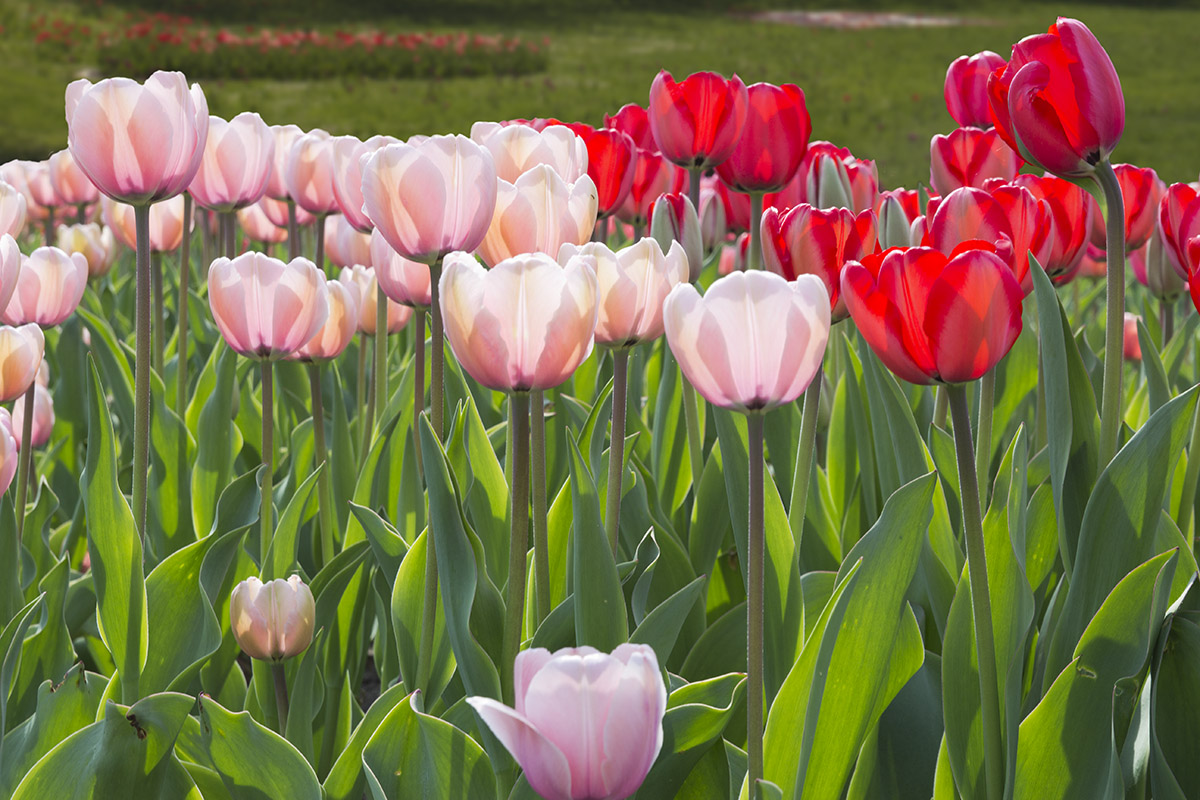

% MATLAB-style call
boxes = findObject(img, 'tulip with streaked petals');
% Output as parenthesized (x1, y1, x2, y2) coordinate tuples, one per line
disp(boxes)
(230, 576, 315, 661)
(237, 202, 288, 245)
(362, 135, 497, 264)
(12, 383, 53, 450)
(476, 166, 598, 267)
(649, 70, 749, 171)
(1090, 164, 1163, 252)
(928, 184, 1051, 291)
(560, 238, 688, 346)
(1158, 183, 1199, 280)
(614, 147, 688, 229)
(663, 270, 830, 412)
(705, 174, 750, 232)
(804, 143, 879, 212)
(945, 50, 1007, 128)
(332, 134, 396, 232)
(715, 82, 811, 194)
(469, 645, 665, 800)
(56, 223, 116, 278)
(285, 129, 340, 217)
(292, 280, 359, 363)
(47, 149, 100, 208)
(440, 251, 598, 392)
(102, 195, 187, 252)
(604, 103, 655, 151)
(472, 122, 589, 184)
(189, 112, 275, 213)
(371, 228, 431, 308)
(265, 124, 303, 201)
(1011, 173, 1093, 280)
(929, 127, 1021, 196)
(3, 248, 88, 327)
(0, 408, 15, 496)
(207, 252, 329, 360)
(325, 214, 372, 269)
(0, 181, 27, 240)
(875, 190, 920, 249)
(65, 70, 208, 205)
(0, 325, 44, 402)
(338, 265, 411, 336)
(649, 193, 702, 282)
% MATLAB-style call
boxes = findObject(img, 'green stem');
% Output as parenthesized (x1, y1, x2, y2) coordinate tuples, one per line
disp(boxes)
(747, 412, 765, 790)
(947, 384, 1005, 800)
(788, 366, 822, 546)
(976, 368, 995, 505)
(363, 342, 377, 459)
(14, 385, 34, 542)
(604, 350, 629, 555)
(1096, 160, 1126, 467)
(260, 361, 274, 563)
(356, 338, 367, 465)
(201, 205, 212, 269)
(747, 193, 763, 271)
(42, 208, 54, 247)
(223, 210, 235, 259)
(688, 168, 702, 219)
(502, 393, 531, 705)
(1162, 299, 1174, 345)
(373, 285, 388, 435)
(412, 309, 426, 482)
(152, 251, 164, 377)
(532, 389, 550, 623)
(177, 194, 192, 418)
(308, 364, 335, 566)
(76, 204, 85, 224)
(132, 203, 152, 549)
(287, 200, 299, 262)
(681, 373, 705, 493)
(314, 215, 326, 275)
(430, 258, 445, 440)
(1177, 396, 1200, 542)
(271, 662, 289, 735)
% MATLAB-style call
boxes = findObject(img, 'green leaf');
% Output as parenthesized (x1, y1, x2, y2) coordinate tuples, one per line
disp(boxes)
(353, 503, 409, 587)
(1137, 318, 1172, 415)
(652, 350, 693, 514)
(0, 595, 44, 744)
(569, 434, 628, 650)
(1149, 612, 1200, 798)
(9, 556, 75, 723)
(148, 369, 195, 557)
(322, 682, 411, 800)
(198, 694, 322, 799)
(262, 467, 322, 581)
(391, 531, 453, 702)
(191, 344, 243, 538)
(630, 574, 707, 663)
(445, 395, 511, 585)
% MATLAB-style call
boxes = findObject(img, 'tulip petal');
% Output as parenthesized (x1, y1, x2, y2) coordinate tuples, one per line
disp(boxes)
(467, 698, 574, 800)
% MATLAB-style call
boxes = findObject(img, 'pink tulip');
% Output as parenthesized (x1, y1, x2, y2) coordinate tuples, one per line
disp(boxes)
(0, 235, 19, 314)
(259, 195, 314, 229)
(663, 270, 830, 412)
(471, 121, 589, 184)
(237, 202, 288, 245)
(1123, 312, 1141, 361)
(291, 279, 359, 362)
(35, 358, 48, 388)
(285, 129, 340, 216)
(0, 325, 45, 402)
(230, 576, 315, 661)
(3, 247, 88, 327)
(188, 112, 275, 212)
(0, 181, 27, 239)
(0, 162, 49, 223)
(371, 228, 431, 308)
(48, 149, 100, 207)
(24, 162, 59, 210)
(56, 223, 117, 277)
(944, 50, 1007, 129)
(362, 135, 497, 265)
(12, 382, 53, 450)
(477, 165, 598, 267)
(325, 215, 372, 269)
(0, 408, 15, 496)
(102, 195, 187, 252)
(440, 250, 598, 392)
(560, 238, 688, 346)
(338, 265, 412, 336)
(929, 127, 1021, 196)
(332, 134, 396, 232)
(264, 124, 303, 201)
(207, 252, 330, 360)
(65, 70, 208, 205)
(467, 644, 666, 800)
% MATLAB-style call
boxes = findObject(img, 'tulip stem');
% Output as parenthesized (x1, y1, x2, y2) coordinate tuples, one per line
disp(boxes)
(688, 168, 702, 220)
(1096, 160, 1126, 468)
(363, 350, 377, 459)
(1162, 299, 1174, 345)
(308, 364, 335, 566)
(430, 258, 445, 441)
(788, 366, 822, 547)
(151, 251, 164, 377)
(287, 200, 299, 262)
(373, 286, 388, 436)
(42, 209, 54, 247)
(502, 392, 531, 705)
(947, 384, 1005, 800)
(604, 350, 629, 555)
(271, 662, 290, 735)
(356, 340, 367, 465)
(222, 211, 236, 259)
(747, 193, 764, 271)
(681, 374, 705, 495)
(14, 385, 35, 543)
(747, 412, 765, 791)
(976, 368, 995, 504)
(132, 203, 152, 549)
(314, 215, 326, 275)
(532, 389, 550, 622)
(261, 361, 274, 563)
(412, 309, 426, 482)
(1177, 397, 1200, 542)
(177, 193, 192, 419)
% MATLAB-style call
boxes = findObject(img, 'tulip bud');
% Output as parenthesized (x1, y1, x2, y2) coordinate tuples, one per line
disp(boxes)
(650, 193, 703, 282)
(809, 154, 853, 211)
(877, 193, 914, 250)
(699, 188, 726, 256)
(1131, 228, 1185, 302)
(229, 576, 315, 661)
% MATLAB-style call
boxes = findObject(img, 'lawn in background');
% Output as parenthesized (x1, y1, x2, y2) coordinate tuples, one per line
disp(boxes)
(1, 0, 1197, 190)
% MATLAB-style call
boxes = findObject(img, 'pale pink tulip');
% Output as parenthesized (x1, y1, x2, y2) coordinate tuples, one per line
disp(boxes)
(664, 270, 830, 412)
(237, 202, 288, 245)
(476, 166, 598, 267)
(0, 181, 27, 239)
(230, 576, 315, 661)
(471, 121, 589, 184)
(56, 223, 117, 278)
(325, 215, 372, 268)
(48, 149, 100, 208)
(440, 250, 598, 392)
(332, 134, 396, 232)
(371, 228, 431, 308)
(0, 325, 45, 402)
(467, 644, 666, 800)
(12, 382, 53, 450)
(189, 112, 275, 212)
(285, 129, 339, 216)
(361, 135, 498, 264)
(207, 252, 329, 360)
(292, 279, 359, 362)
(65, 71, 208, 205)
(259, 195, 314, 229)
(0, 235, 19, 314)
(0, 408, 14, 496)
(35, 359, 49, 388)
(3, 248, 88, 327)
(0, 162, 50, 223)
(24, 162, 59, 210)
(338, 265, 411, 336)
(264, 124, 303, 201)
(102, 195, 187, 252)
(560, 238, 688, 346)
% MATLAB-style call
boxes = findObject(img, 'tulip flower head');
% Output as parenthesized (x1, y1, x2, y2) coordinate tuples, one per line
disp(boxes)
(332, 134, 396, 232)
(928, 184, 1052, 291)
(476, 165, 598, 267)
(292, 279, 359, 363)
(1010, 173, 1094, 280)
(945, 50, 1007, 129)
(56, 223, 117, 278)
(1122, 312, 1142, 361)
(0, 181, 27, 240)
(371, 228, 432, 309)
(604, 103, 655, 151)
(230, 576, 315, 661)
(467, 644, 667, 800)
(12, 382, 53, 450)
(614, 147, 688, 229)
(47, 148, 100, 208)
(265, 124, 303, 201)
(929, 127, 1021, 196)
(102, 195, 188, 252)
(554, 123, 636, 219)
(0, 408, 14, 496)
(649, 193, 702, 282)
(715, 82, 811, 195)
(0, 235, 19, 313)
(285, 129, 340, 216)
(472, 121, 589, 184)
(259, 195, 314, 229)
(649, 70, 749, 171)
(237, 202, 288, 245)
(338, 265, 411, 336)
(3, 247, 88, 328)
(1093, 164, 1163, 252)
(325, 214, 372, 269)
(1130, 228, 1185, 302)
(189, 112, 276, 213)
(0, 324, 45, 402)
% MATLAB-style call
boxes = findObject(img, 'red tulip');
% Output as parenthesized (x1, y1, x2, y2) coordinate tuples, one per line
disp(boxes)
(929, 127, 1021, 196)
(1122, 312, 1141, 361)
(988, 18, 1124, 178)
(928, 184, 1051, 291)
(614, 146, 687, 229)
(841, 245, 1023, 385)
(944, 50, 1007, 129)
(1158, 183, 1200, 280)
(804, 142, 879, 212)
(874, 188, 926, 249)
(715, 82, 810, 195)
(553, 122, 636, 219)
(1009, 173, 1093, 281)
(1089, 164, 1163, 253)
(648, 70, 748, 171)
(604, 104, 655, 151)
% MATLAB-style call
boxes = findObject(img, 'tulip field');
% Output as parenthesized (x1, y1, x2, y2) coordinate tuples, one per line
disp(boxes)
(3, 4, 1200, 800)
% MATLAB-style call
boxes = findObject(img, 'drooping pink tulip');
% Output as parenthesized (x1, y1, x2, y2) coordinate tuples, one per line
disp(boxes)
(101, 195, 187, 252)
(468, 644, 666, 800)
(440, 250, 598, 392)
(715, 82, 811, 195)
(0, 181, 27, 239)
(371, 228, 431, 308)
(0, 325, 45, 402)
(12, 382, 53, 450)
(325, 214, 372, 269)
(207, 251, 330, 360)
(944, 50, 1007, 129)
(188, 112, 275, 213)
(471, 121, 589, 184)
(2, 247, 88, 327)
(237, 202, 288, 245)
(285, 129, 340, 217)
(649, 70, 749, 171)
(362, 135, 498, 265)
(230, 576, 315, 661)
(929, 127, 1021, 196)
(337, 265, 411, 336)
(259, 195, 314, 229)
(0, 408, 15, 496)
(47, 149, 100, 208)
(663, 270, 830, 412)
(56, 223, 117, 278)
(0, 235, 19, 314)
(264, 124, 303, 201)
(476, 166, 598, 267)
(291, 279, 359, 363)
(332, 134, 396, 232)
(65, 70, 209, 205)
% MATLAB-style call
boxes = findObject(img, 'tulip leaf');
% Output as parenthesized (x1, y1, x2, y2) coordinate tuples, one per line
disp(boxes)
(197, 694, 322, 800)
(191, 343, 243, 538)
(652, 350, 694, 514)
(77, 308, 135, 444)
(9, 556, 75, 724)
(630, 574, 707, 663)
(1149, 610, 1200, 798)
(148, 368, 195, 558)
(262, 466, 322, 581)
(1136, 319, 1171, 415)
(322, 682, 411, 800)
(569, 433, 628, 650)
(446, 395, 511, 585)
(362, 691, 495, 800)
(391, 530, 454, 703)
(0, 595, 44, 747)
(353, 502, 409, 587)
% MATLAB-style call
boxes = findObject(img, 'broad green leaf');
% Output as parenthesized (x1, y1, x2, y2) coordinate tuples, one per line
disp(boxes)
(446, 396, 511, 585)
(198, 694, 322, 799)
(9, 556, 75, 723)
(391, 531, 453, 702)
(1149, 612, 1200, 798)
(353, 502, 409, 586)
(191, 344, 242, 538)
(0, 596, 44, 743)
(148, 370, 195, 557)
(262, 467, 322, 581)
(652, 349, 693, 513)
(630, 574, 707, 663)
(569, 435, 628, 649)
(322, 682, 410, 800)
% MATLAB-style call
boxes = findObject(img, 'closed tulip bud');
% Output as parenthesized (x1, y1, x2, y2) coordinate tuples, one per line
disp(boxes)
(649, 193, 702, 282)
(338, 265, 411, 336)
(237, 202, 288, 245)
(264, 124, 303, 202)
(325, 214, 372, 269)
(649, 70, 749, 171)
(876, 191, 915, 249)
(48, 148, 100, 207)
(706, 174, 751, 233)
(0, 325, 44, 402)
(801, 142, 879, 213)
(12, 382, 53, 450)
(56, 223, 116, 278)
(477, 165, 598, 267)
(929, 127, 1021, 196)
(468, 644, 667, 800)
(3, 247, 88, 327)
(370, 228, 431, 309)
(65, 71, 208, 205)
(230, 575, 315, 661)
(809, 153, 853, 211)
(285, 129, 340, 217)
(945, 50, 1007, 128)
(0, 181, 27, 240)
(207, 252, 330, 360)
(102, 195, 187, 252)
(1122, 313, 1141, 361)
(0, 408, 14, 496)
(291, 279, 359, 363)
(664, 270, 830, 412)
(604, 103, 655, 151)
(472, 122, 589, 185)
(440, 250, 598, 392)
(716, 82, 811, 195)
(1130, 227, 1185, 302)
(699, 187, 727, 256)
(189, 113, 275, 213)
(332, 134, 396, 232)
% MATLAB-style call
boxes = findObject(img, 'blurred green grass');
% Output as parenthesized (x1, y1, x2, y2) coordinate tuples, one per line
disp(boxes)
(1, 0, 1197, 189)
